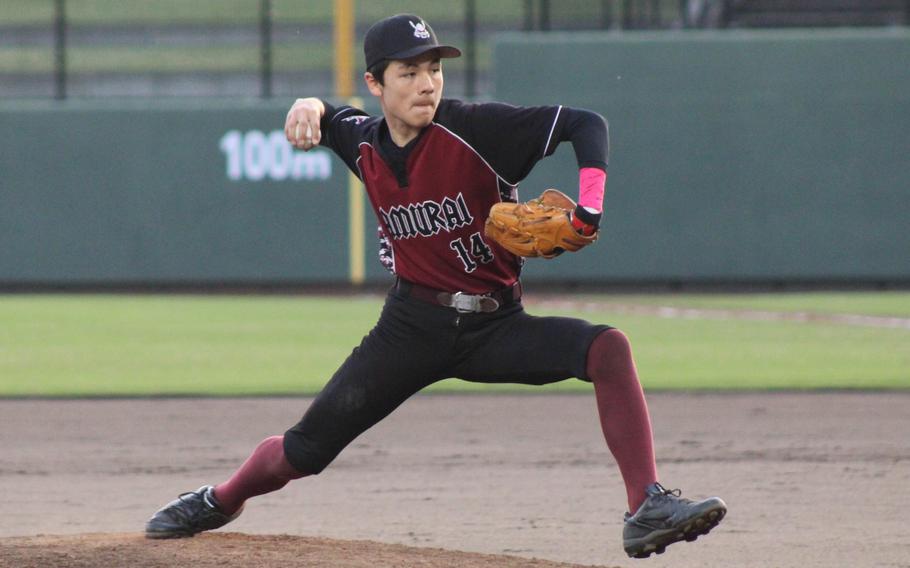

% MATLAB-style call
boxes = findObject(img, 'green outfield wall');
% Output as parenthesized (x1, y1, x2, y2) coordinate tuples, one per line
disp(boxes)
(1, 100, 357, 284)
(494, 29, 910, 282)
(1, 29, 908, 286)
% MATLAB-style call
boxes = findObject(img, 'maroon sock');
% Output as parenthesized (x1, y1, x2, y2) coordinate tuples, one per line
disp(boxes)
(587, 329, 659, 513)
(213, 435, 307, 515)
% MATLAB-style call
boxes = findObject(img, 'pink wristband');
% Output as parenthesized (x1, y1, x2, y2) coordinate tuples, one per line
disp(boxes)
(578, 167, 606, 212)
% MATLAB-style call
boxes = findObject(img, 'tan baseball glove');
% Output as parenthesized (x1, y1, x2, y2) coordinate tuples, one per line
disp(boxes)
(484, 189, 598, 259)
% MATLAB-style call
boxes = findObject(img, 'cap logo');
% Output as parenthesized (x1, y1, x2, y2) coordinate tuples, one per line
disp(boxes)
(410, 20, 430, 39)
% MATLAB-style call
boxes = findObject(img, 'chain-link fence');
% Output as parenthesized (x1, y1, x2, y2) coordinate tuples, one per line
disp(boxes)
(1, 0, 907, 100)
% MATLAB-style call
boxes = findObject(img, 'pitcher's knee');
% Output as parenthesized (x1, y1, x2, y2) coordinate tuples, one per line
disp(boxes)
(596, 328, 632, 354)
(586, 328, 636, 384)
(282, 427, 343, 476)
(258, 435, 285, 453)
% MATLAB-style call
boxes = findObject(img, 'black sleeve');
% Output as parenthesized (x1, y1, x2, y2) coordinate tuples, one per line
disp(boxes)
(435, 99, 608, 185)
(557, 107, 609, 172)
(318, 101, 372, 178)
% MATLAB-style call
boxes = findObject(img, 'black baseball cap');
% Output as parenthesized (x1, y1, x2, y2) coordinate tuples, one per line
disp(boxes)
(363, 14, 461, 70)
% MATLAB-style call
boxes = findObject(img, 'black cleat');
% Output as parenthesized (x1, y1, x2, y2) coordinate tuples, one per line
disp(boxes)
(623, 482, 726, 559)
(145, 485, 242, 539)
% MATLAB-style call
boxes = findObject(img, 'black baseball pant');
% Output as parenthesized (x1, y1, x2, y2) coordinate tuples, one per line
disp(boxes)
(283, 283, 610, 475)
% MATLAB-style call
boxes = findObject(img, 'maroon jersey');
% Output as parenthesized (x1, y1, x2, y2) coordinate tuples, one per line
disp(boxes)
(319, 99, 607, 294)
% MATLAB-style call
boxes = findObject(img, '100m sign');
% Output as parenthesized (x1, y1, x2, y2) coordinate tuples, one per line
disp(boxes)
(219, 130, 332, 182)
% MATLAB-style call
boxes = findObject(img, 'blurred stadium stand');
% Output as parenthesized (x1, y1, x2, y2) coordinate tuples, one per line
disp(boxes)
(0, 0, 907, 100)
(718, 0, 910, 28)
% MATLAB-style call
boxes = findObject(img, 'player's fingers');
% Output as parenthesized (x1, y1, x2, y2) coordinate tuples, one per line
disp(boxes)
(284, 106, 300, 142)
(294, 121, 312, 151)
(305, 123, 322, 148)
(285, 102, 309, 145)
(297, 121, 322, 151)
(297, 122, 310, 150)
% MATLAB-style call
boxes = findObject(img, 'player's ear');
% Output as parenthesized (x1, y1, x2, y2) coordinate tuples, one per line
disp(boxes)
(364, 72, 383, 97)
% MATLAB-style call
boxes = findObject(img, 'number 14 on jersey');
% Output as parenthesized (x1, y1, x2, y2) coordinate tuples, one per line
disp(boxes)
(449, 232, 494, 273)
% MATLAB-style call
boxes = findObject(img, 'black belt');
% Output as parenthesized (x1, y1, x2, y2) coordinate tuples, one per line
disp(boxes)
(394, 278, 522, 313)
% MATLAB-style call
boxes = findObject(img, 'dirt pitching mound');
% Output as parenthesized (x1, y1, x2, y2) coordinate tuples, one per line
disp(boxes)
(0, 533, 609, 568)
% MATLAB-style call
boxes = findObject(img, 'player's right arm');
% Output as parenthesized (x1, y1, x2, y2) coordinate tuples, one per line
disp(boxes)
(284, 97, 373, 179)
(285, 97, 325, 151)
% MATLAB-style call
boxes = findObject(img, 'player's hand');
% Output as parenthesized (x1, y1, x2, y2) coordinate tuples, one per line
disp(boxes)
(285, 97, 325, 151)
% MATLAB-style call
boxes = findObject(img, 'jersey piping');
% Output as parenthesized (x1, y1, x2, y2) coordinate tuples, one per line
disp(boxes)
(542, 105, 563, 158)
(357, 140, 397, 274)
(354, 141, 372, 181)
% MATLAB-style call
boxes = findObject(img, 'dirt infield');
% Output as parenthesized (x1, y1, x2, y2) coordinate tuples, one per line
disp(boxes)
(0, 533, 601, 568)
(1, 393, 908, 568)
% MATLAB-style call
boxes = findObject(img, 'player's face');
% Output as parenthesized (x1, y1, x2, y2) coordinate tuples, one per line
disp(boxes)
(367, 53, 443, 144)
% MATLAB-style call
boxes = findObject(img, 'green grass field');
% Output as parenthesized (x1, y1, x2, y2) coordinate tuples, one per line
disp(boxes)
(575, 292, 910, 317)
(1, 292, 907, 397)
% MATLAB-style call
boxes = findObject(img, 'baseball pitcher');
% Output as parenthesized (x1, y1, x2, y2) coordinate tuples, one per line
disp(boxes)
(145, 14, 726, 559)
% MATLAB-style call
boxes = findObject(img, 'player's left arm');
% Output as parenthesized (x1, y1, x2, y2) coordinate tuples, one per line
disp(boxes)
(549, 108, 609, 237)
(437, 101, 608, 236)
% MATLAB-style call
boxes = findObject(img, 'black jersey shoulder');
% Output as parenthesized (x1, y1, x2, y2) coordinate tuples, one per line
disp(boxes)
(432, 98, 566, 185)
(320, 102, 383, 177)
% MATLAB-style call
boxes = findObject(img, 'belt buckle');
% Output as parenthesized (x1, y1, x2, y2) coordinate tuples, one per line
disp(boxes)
(451, 291, 478, 313)
(451, 292, 500, 313)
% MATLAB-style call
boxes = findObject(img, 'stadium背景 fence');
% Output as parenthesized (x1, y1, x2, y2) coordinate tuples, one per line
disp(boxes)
(1, 29, 908, 287)
(495, 28, 910, 284)
(0, 0, 693, 101)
